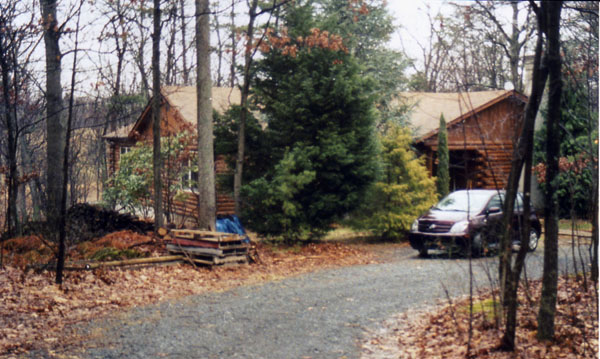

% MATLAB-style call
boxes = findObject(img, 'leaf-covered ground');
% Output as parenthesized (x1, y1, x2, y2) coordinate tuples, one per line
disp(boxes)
(0, 232, 375, 357)
(362, 275, 598, 359)
(2, 229, 596, 358)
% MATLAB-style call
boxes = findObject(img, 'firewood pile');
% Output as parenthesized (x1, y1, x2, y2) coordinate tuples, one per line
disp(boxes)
(165, 229, 250, 266)
(66, 204, 154, 241)
(19, 204, 154, 245)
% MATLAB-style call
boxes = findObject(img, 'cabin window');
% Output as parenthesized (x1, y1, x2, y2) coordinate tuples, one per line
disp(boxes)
(182, 158, 199, 191)
(118, 146, 131, 166)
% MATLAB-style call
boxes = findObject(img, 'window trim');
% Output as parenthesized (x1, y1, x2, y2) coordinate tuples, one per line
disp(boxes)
(181, 158, 199, 192)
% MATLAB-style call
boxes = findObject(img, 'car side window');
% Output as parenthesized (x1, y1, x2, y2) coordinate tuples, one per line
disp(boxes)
(487, 195, 503, 211)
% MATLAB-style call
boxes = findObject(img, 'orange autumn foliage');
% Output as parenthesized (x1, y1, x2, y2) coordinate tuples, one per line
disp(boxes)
(259, 27, 348, 58)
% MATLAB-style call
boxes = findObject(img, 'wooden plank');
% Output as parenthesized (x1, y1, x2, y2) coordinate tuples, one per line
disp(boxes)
(167, 243, 249, 256)
(172, 231, 195, 239)
(172, 229, 229, 237)
(65, 255, 184, 270)
(169, 238, 220, 248)
(167, 237, 249, 249)
(171, 230, 243, 243)
(191, 257, 215, 265)
(167, 244, 224, 256)
(214, 255, 248, 265)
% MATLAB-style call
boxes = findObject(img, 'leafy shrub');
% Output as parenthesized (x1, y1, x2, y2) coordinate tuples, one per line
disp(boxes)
(351, 125, 437, 239)
(102, 132, 197, 223)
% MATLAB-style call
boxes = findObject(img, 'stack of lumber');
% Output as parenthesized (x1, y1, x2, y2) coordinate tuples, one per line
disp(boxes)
(165, 229, 249, 265)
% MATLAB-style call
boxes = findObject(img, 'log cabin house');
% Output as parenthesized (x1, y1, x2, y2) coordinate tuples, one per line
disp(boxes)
(400, 90, 528, 190)
(104, 86, 241, 219)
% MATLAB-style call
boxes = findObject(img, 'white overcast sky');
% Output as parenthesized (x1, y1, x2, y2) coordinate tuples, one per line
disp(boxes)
(25, 0, 522, 95)
(387, 0, 447, 59)
(386, 0, 521, 66)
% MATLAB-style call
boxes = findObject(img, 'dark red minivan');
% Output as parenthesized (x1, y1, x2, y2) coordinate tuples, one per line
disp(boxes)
(409, 189, 542, 257)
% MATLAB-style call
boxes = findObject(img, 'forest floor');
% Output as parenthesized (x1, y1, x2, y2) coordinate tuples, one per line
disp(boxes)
(361, 274, 598, 359)
(0, 230, 380, 357)
(0, 229, 597, 358)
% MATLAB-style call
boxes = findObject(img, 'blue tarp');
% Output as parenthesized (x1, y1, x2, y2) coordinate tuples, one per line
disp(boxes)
(216, 215, 250, 242)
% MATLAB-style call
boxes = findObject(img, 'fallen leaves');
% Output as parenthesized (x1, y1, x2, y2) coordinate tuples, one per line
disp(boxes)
(0, 238, 374, 356)
(362, 275, 598, 359)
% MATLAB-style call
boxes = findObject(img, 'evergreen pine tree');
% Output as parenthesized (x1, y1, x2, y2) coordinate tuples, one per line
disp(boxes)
(243, 4, 378, 240)
(436, 113, 450, 198)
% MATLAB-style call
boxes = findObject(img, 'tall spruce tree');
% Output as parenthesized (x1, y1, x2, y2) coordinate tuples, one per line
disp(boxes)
(436, 113, 450, 198)
(243, 3, 377, 240)
(316, 0, 408, 130)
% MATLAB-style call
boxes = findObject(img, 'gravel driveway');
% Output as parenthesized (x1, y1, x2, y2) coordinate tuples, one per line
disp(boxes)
(50, 245, 587, 359)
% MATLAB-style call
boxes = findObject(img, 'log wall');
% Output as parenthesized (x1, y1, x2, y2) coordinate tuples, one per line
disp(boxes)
(105, 101, 236, 220)
(420, 97, 526, 190)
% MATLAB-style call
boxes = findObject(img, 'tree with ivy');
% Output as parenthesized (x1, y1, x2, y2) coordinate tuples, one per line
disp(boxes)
(243, 2, 378, 241)
(436, 113, 449, 198)
(352, 125, 437, 239)
(533, 87, 598, 219)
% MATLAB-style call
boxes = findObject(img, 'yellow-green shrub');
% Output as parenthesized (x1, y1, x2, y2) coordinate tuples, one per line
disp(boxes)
(353, 125, 437, 239)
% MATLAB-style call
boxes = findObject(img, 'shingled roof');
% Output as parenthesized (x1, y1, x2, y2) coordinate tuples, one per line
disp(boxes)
(161, 86, 241, 124)
(398, 90, 526, 141)
(104, 86, 241, 139)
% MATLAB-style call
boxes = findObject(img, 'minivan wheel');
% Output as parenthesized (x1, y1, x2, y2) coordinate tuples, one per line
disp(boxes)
(471, 232, 484, 257)
(528, 229, 539, 252)
(418, 247, 429, 258)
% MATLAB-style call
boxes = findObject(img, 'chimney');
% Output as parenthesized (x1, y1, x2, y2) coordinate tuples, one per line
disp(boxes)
(522, 54, 535, 96)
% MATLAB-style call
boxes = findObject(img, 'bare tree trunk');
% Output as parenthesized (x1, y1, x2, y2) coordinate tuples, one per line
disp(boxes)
(498, 2, 550, 349)
(592, 183, 599, 283)
(499, 18, 548, 311)
(135, 2, 150, 99)
(180, 0, 189, 85)
(20, 136, 44, 220)
(113, 4, 126, 98)
(537, 0, 563, 341)
(501, 108, 536, 350)
(196, 0, 216, 230)
(0, 17, 19, 236)
(56, 9, 81, 284)
(233, 0, 259, 216)
(41, 0, 66, 280)
(229, 0, 236, 88)
(213, 8, 224, 87)
(165, 3, 177, 86)
(509, 2, 521, 93)
(17, 176, 26, 227)
(152, 0, 163, 232)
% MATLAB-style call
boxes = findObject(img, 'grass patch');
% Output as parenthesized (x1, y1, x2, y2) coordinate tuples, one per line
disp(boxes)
(90, 247, 144, 261)
(558, 219, 593, 232)
(262, 241, 304, 255)
(323, 226, 373, 241)
(459, 298, 500, 323)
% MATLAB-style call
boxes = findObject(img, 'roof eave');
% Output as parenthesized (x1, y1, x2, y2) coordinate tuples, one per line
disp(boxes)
(415, 90, 528, 144)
